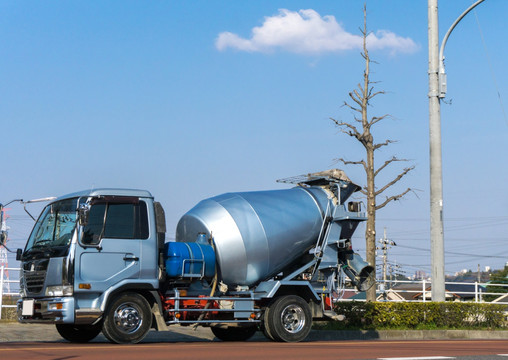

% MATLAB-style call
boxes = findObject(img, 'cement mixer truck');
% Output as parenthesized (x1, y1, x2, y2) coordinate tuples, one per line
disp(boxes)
(13, 170, 374, 343)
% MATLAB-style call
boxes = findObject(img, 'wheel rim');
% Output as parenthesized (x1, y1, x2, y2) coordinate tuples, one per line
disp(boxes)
(113, 302, 143, 334)
(280, 304, 305, 334)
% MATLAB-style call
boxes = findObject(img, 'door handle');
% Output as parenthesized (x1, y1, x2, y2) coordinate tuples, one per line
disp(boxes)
(123, 254, 139, 261)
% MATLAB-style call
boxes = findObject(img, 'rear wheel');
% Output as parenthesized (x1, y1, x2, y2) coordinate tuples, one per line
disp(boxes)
(264, 295, 312, 342)
(211, 326, 257, 341)
(102, 292, 152, 344)
(56, 323, 102, 343)
(261, 305, 275, 341)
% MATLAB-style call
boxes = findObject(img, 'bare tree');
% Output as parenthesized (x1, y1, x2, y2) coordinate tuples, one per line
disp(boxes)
(330, 7, 414, 302)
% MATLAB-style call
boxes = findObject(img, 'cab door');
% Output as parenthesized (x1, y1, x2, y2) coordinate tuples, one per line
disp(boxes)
(74, 198, 149, 293)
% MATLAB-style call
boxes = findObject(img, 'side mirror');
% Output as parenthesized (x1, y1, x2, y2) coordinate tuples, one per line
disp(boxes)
(16, 248, 23, 261)
(78, 204, 90, 226)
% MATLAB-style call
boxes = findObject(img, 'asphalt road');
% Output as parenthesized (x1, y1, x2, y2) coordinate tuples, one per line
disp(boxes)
(2, 324, 508, 360)
(3, 338, 508, 360)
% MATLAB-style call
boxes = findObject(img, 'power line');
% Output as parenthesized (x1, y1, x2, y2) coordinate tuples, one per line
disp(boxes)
(473, 6, 508, 126)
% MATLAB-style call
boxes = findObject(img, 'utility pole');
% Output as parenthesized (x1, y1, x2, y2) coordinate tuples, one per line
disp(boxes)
(428, 0, 445, 302)
(378, 228, 396, 290)
(428, 0, 487, 303)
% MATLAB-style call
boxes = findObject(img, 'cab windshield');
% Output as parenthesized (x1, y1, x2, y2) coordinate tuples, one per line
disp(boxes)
(24, 198, 79, 257)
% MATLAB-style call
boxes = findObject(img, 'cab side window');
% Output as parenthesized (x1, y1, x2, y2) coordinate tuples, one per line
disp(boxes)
(82, 201, 149, 245)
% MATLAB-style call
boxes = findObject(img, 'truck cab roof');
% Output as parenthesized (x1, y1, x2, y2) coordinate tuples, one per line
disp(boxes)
(54, 188, 153, 202)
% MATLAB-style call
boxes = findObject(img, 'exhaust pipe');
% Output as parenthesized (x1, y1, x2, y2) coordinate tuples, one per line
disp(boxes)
(339, 252, 375, 292)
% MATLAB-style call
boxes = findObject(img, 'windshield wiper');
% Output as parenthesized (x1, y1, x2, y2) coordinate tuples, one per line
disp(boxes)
(24, 240, 53, 257)
(32, 240, 53, 248)
(23, 246, 57, 260)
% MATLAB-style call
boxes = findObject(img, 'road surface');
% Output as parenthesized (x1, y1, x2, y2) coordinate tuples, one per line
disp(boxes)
(2, 324, 508, 360)
(3, 339, 508, 360)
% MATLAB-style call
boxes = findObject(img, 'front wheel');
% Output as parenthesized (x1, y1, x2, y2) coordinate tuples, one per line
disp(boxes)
(211, 326, 257, 341)
(56, 323, 102, 343)
(264, 295, 312, 342)
(102, 292, 152, 344)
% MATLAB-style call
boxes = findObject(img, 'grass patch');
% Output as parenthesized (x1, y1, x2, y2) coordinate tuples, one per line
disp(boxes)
(1, 296, 19, 322)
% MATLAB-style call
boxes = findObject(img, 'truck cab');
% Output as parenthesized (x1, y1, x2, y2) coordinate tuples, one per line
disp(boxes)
(18, 189, 164, 341)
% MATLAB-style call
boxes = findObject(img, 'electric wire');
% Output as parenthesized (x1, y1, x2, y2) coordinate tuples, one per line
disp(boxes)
(473, 6, 508, 126)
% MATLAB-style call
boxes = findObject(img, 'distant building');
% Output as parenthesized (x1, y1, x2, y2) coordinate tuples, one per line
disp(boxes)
(455, 269, 469, 276)
(413, 270, 427, 280)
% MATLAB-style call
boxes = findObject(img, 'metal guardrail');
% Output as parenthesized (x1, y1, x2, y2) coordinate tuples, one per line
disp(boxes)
(344, 279, 508, 304)
(1, 266, 20, 320)
(3, 265, 508, 319)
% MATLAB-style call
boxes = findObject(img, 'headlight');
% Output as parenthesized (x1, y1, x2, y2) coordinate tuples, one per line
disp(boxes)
(19, 280, 26, 297)
(45, 285, 73, 297)
(19, 270, 26, 297)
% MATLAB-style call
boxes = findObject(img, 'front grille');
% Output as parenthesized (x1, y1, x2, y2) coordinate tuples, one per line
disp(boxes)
(21, 259, 49, 295)
(24, 271, 46, 294)
(23, 259, 49, 271)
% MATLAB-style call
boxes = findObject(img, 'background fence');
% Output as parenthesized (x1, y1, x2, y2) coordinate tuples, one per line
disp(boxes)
(1, 266, 20, 320)
(2, 266, 508, 319)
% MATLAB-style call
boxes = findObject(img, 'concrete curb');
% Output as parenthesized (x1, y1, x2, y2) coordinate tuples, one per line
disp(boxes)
(1, 323, 508, 343)
(306, 329, 508, 341)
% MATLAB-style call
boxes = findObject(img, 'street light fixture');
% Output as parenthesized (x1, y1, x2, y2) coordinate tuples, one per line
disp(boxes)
(438, 0, 486, 99)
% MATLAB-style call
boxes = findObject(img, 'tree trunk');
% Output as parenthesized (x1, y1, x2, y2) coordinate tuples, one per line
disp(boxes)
(365, 146, 377, 301)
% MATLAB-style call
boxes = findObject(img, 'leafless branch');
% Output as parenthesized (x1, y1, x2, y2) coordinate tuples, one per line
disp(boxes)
(338, 158, 368, 172)
(375, 187, 412, 210)
(373, 139, 396, 150)
(342, 101, 361, 114)
(330, 118, 363, 139)
(356, 84, 365, 96)
(350, 91, 363, 107)
(370, 114, 390, 127)
(374, 156, 410, 177)
(367, 90, 385, 101)
(375, 166, 415, 196)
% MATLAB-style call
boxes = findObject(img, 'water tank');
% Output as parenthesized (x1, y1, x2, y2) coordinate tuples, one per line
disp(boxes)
(175, 187, 330, 287)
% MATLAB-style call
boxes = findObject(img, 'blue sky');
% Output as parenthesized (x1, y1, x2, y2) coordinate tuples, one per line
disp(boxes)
(1, 1, 507, 278)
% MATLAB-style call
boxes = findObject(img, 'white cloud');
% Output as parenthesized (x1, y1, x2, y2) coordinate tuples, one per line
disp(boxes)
(215, 9, 418, 55)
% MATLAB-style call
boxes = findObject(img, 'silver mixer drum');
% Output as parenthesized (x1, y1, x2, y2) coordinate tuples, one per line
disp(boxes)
(175, 187, 330, 287)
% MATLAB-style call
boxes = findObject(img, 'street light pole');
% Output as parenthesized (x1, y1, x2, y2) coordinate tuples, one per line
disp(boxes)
(428, 0, 486, 302)
(428, 0, 445, 302)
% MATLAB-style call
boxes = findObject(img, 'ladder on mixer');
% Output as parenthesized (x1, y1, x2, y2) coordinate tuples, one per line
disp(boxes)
(310, 201, 334, 278)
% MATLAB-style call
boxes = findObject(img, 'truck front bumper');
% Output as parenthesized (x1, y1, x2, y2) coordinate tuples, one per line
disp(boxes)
(17, 297, 75, 324)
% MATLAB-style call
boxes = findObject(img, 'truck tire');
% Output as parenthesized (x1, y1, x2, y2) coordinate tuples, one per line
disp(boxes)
(55, 323, 102, 343)
(102, 292, 152, 344)
(211, 326, 257, 341)
(264, 295, 312, 342)
(261, 305, 275, 341)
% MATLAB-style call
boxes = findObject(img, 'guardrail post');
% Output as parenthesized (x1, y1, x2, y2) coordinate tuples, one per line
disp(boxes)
(422, 278, 426, 302)
(0, 265, 4, 319)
